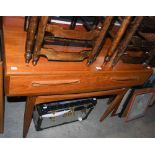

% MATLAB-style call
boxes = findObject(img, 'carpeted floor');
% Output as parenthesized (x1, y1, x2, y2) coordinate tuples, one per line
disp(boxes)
(0, 97, 155, 138)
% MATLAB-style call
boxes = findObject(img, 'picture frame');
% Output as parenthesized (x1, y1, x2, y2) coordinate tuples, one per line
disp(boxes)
(123, 87, 155, 122)
(110, 89, 132, 116)
(148, 90, 155, 107)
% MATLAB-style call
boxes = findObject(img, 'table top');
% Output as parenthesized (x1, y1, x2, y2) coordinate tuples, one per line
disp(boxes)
(3, 16, 149, 77)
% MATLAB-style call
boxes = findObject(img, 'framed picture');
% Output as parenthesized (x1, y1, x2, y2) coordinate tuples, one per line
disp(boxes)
(123, 87, 155, 122)
(149, 90, 155, 106)
(111, 89, 132, 116)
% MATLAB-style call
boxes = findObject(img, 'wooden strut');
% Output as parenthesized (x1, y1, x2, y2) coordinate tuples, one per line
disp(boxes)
(40, 48, 91, 61)
(111, 16, 144, 67)
(25, 16, 39, 63)
(87, 16, 114, 65)
(44, 36, 93, 47)
(32, 16, 100, 65)
(32, 16, 49, 65)
(45, 24, 99, 41)
(103, 16, 132, 64)
(99, 90, 127, 122)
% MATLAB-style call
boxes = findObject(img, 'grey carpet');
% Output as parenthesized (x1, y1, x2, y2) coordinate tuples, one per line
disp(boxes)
(0, 97, 155, 138)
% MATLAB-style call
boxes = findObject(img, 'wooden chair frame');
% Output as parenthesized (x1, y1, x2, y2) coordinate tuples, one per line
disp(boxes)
(25, 16, 115, 65)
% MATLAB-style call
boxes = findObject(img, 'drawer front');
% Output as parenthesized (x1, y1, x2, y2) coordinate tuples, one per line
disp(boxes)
(7, 70, 152, 96)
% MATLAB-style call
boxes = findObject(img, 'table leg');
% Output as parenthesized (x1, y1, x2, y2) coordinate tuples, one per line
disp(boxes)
(111, 103, 121, 117)
(0, 62, 4, 133)
(99, 93, 125, 122)
(107, 96, 121, 116)
(107, 95, 115, 105)
(23, 96, 36, 138)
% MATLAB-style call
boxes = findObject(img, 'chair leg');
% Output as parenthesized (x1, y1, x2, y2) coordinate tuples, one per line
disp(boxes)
(111, 102, 120, 117)
(0, 62, 4, 133)
(99, 93, 125, 122)
(111, 16, 144, 67)
(32, 16, 48, 65)
(23, 97, 36, 138)
(107, 95, 115, 105)
(25, 16, 39, 63)
(102, 16, 132, 66)
(87, 16, 113, 65)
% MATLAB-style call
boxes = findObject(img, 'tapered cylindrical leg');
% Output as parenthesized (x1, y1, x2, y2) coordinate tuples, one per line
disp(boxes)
(23, 97, 36, 138)
(25, 16, 39, 63)
(99, 93, 125, 122)
(32, 16, 48, 65)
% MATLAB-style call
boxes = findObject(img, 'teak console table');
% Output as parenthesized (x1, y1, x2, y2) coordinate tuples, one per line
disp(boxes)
(0, 17, 153, 137)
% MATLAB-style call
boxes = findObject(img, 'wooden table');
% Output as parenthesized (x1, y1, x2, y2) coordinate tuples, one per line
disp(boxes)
(0, 17, 153, 137)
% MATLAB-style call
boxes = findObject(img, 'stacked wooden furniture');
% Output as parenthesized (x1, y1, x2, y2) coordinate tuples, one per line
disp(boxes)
(25, 16, 112, 65)
(1, 16, 153, 137)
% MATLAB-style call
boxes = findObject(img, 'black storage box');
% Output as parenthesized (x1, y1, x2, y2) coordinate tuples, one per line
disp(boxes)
(33, 98, 97, 131)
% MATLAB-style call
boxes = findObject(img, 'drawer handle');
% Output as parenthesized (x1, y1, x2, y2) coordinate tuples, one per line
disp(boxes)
(32, 79, 80, 87)
(111, 77, 138, 81)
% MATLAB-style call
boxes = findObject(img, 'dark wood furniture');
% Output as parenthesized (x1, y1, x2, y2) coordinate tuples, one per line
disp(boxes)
(25, 16, 137, 66)
(120, 17, 155, 67)
(26, 16, 155, 68)
(1, 16, 153, 137)
(25, 16, 113, 65)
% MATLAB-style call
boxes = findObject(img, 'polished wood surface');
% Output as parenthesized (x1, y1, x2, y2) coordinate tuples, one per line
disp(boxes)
(3, 17, 151, 75)
(3, 17, 102, 75)
(2, 17, 153, 137)
(3, 17, 152, 96)
(6, 69, 151, 96)
(35, 88, 126, 104)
